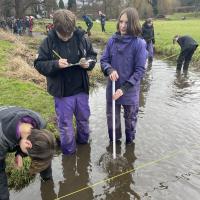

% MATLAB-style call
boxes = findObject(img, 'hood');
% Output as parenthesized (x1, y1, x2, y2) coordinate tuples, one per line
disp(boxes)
(112, 32, 137, 42)
(111, 33, 137, 51)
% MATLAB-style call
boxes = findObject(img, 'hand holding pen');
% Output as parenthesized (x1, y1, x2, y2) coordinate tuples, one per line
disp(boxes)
(52, 50, 95, 69)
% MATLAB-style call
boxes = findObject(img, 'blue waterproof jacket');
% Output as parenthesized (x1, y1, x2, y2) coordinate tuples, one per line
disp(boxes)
(100, 33, 147, 105)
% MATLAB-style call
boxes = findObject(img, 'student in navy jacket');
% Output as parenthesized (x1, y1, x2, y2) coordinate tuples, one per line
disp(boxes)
(173, 35, 198, 73)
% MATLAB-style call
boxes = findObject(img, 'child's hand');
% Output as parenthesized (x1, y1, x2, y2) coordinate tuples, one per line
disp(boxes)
(109, 70, 119, 81)
(79, 58, 89, 69)
(19, 139, 32, 154)
(113, 89, 123, 100)
(15, 155, 23, 169)
(58, 59, 70, 68)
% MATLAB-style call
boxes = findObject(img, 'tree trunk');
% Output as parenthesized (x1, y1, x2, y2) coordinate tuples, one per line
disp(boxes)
(15, 0, 24, 18)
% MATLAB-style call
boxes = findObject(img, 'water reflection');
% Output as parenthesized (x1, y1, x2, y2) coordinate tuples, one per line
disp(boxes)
(140, 64, 153, 113)
(100, 143, 140, 200)
(172, 72, 196, 103)
(40, 179, 56, 200)
(57, 144, 93, 200)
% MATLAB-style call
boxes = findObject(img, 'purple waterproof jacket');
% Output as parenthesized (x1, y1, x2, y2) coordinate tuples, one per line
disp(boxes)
(100, 33, 147, 105)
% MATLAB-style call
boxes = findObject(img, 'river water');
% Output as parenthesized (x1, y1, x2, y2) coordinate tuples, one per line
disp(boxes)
(10, 59, 200, 200)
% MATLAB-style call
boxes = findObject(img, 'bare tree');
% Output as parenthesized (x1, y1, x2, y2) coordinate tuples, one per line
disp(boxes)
(0, 0, 58, 18)
(157, 0, 179, 14)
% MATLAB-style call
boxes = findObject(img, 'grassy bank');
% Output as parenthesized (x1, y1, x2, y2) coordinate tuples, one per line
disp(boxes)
(0, 32, 57, 189)
(0, 29, 104, 189)
(68, 15, 200, 63)
(154, 19, 200, 61)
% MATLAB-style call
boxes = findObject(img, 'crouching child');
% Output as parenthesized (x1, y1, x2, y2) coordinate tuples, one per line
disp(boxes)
(0, 106, 55, 200)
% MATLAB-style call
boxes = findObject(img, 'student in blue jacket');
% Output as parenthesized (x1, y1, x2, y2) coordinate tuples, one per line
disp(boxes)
(82, 15, 93, 36)
(101, 7, 147, 144)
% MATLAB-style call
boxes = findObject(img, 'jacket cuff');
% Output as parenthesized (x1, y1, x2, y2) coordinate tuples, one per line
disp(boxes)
(120, 82, 133, 94)
(105, 67, 115, 76)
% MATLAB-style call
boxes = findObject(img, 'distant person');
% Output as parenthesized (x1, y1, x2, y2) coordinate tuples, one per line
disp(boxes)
(100, 7, 147, 144)
(173, 35, 198, 73)
(15, 18, 22, 35)
(0, 106, 55, 200)
(82, 15, 93, 36)
(34, 9, 97, 155)
(29, 16, 34, 35)
(98, 11, 106, 32)
(142, 18, 155, 67)
(46, 23, 54, 33)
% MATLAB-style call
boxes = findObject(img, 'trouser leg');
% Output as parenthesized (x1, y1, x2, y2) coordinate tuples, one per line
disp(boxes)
(0, 160, 9, 200)
(147, 41, 154, 66)
(183, 60, 190, 72)
(183, 46, 197, 72)
(106, 102, 122, 141)
(177, 50, 186, 71)
(123, 105, 139, 144)
(54, 97, 76, 155)
(103, 24, 105, 32)
(75, 93, 90, 144)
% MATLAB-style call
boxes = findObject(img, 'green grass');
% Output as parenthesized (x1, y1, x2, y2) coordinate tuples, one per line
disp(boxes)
(0, 40, 58, 189)
(6, 155, 35, 190)
(77, 18, 200, 61)
(154, 19, 200, 60)
(167, 12, 200, 20)
(80, 18, 200, 61)
(0, 40, 14, 70)
(0, 77, 55, 118)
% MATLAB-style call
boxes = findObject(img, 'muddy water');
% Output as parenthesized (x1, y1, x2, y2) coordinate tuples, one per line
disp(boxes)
(10, 60, 200, 200)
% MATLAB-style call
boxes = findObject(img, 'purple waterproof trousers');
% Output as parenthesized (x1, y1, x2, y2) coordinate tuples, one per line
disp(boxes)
(54, 93, 90, 154)
(106, 103, 139, 144)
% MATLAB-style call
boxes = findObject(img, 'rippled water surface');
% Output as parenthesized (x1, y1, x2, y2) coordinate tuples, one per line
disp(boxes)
(10, 60, 200, 200)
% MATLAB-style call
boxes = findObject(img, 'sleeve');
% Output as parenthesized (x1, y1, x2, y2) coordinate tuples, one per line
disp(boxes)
(141, 25, 145, 38)
(15, 146, 27, 158)
(152, 28, 155, 44)
(127, 39, 147, 86)
(100, 38, 115, 76)
(120, 81, 133, 94)
(83, 37, 97, 71)
(34, 38, 60, 77)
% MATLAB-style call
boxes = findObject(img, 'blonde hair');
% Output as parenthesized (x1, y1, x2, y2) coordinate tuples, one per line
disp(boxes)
(27, 129, 55, 175)
(117, 7, 141, 36)
(53, 9, 76, 35)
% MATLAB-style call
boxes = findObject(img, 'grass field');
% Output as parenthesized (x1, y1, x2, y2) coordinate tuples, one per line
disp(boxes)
(33, 14, 200, 61)
(0, 36, 57, 189)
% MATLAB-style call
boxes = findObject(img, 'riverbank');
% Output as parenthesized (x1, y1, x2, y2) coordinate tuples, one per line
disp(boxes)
(0, 28, 105, 189)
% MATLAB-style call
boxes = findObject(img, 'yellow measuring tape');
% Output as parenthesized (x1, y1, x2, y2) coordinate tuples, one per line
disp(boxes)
(161, 53, 178, 61)
(55, 145, 199, 200)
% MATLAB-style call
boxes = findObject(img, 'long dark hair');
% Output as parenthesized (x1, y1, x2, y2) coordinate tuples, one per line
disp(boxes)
(117, 7, 141, 36)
